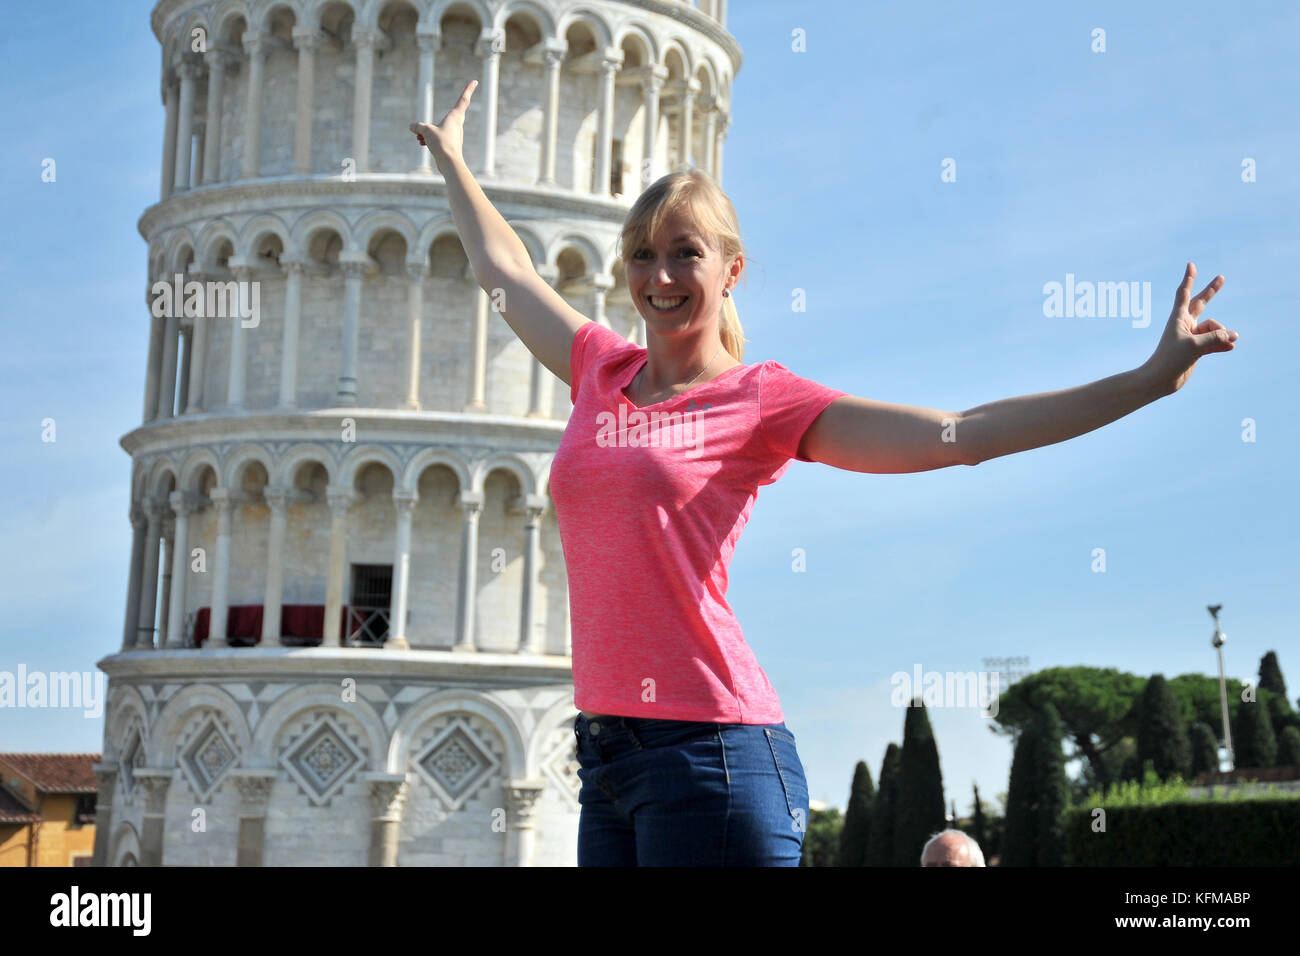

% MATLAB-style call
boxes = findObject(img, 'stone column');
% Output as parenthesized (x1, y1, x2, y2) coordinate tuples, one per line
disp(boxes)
(414, 32, 438, 174)
(135, 500, 164, 649)
(231, 770, 276, 866)
(156, 516, 174, 649)
(122, 506, 147, 651)
(640, 66, 667, 190)
(193, 126, 205, 186)
(512, 495, 547, 653)
(365, 774, 409, 866)
(404, 261, 426, 410)
(226, 258, 254, 411)
(387, 490, 417, 650)
(278, 258, 304, 408)
(453, 490, 484, 651)
(678, 78, 699, 168)
(133, 770, 172, 866)
(700, 93, 718, 176)
(176, 320, 192, 413)
(156, 305, 181, 419)
(505, 780, 545, 866)
(351, 28, 388, 175)
(593, 51, 623, 196)
(90, 763, 118, 867)
(172, 59, 197, 191)
(464, 283, 489, 412)
(202, 49, 232, 185)
(477, 29, 502, 177)
(526, 266, 559, 417)
(184, 270, 208, 413)
(590, 274, 613, 329)
(165, 491, 196, 648)
(323, 488, 354, 648)
(538, 41, 565, 186)
(142, 298, 165, 422)
(261, 485, 289, 645)
(291, 29, 321, 175)
(241, 32, 267, 179)
(160, 73, 178, 200)
(208, 488, 234, 648)
(337, 257, 368, 405)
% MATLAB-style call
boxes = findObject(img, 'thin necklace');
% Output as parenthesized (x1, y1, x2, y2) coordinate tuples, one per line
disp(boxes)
(636, 342, 724, 403)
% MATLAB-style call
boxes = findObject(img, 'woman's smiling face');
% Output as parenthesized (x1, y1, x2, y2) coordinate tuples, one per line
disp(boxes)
(627, 208, 737, 332)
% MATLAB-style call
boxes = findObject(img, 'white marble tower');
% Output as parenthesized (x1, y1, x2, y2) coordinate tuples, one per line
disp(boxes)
(93, 0, 739, 866)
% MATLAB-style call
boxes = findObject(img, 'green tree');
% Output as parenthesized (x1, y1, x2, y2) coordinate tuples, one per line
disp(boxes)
(1259, 650, 1287, 698)
(1002, 702, 1070, 866)
(1136, 674, 1192, 780)
(837, 760, 875, 866)
(799, 807, 842, 867)
(893, 700, 946, 867)
(972, 783, 988, 857)
(1277, 726, 1300, 767)
(1189, 721, 1220, 776)
(866, 744, 901, 866)
(1235, 697, 1277, 769)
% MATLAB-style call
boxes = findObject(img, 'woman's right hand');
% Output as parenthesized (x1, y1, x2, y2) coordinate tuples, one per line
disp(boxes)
(410, 79, 478, 165)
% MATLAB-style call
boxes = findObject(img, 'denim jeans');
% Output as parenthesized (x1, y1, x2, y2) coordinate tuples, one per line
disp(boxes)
(573, 712, 810, 866)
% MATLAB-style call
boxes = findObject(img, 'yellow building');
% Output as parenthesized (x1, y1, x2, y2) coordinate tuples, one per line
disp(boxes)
(0, 754, 99, 867)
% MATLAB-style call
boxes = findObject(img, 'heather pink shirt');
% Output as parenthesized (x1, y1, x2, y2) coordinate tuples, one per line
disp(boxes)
(548, 321, 848, 723)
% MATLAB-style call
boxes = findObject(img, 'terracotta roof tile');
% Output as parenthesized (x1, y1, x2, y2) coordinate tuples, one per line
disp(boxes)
(0, 754, 101, 793)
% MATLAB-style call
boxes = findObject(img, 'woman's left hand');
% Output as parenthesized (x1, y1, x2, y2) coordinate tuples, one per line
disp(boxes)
(1142, 262, 1237, 395)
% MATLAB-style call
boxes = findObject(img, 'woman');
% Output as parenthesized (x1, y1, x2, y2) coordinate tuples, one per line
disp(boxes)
(411, 81, 1237, 866)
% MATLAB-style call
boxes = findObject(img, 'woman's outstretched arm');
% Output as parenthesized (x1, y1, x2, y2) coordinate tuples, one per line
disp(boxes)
(799, 263, 1237, 473)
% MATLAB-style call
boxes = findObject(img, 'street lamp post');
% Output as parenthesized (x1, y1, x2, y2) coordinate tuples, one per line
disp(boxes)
(1208, 604, 1235, 772)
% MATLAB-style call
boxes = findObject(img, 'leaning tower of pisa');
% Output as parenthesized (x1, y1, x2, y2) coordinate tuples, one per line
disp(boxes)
(92, 0, 739, 866)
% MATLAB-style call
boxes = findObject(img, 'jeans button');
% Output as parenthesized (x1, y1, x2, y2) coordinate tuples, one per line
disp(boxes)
(590, 721, 601, 734)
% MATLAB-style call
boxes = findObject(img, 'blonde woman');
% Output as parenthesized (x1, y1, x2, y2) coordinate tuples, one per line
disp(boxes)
(411, 82, 1236, 867)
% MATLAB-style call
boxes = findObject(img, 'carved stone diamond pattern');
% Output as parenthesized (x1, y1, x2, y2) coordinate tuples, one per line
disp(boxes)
(421, 727, 490, 799)
(181, 718, 237, 799)
(542, 727, 581, 809)
(412, 719, 501, 811)
(280, 718, 365, 807)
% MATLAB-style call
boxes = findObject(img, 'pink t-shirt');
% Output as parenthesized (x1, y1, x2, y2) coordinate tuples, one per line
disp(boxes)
(548, 321, 849, 723)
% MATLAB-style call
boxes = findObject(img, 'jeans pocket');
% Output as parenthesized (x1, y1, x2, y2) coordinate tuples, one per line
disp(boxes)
(764, 727, 808, 833)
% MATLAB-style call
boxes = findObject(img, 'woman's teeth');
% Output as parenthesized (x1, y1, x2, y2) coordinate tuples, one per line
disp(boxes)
(650, 295, 688, 311)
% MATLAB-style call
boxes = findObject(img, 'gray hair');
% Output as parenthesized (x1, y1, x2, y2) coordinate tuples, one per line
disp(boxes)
(920, 829, 986, 866)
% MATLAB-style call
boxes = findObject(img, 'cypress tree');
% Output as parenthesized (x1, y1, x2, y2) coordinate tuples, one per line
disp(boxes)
(838, 760, 875, 866)
(1189, 721, 1220, 776)
(972, 783, 987, 856)
(1136, 673, 1192, 780)
(866, 744, 901, 866)
(893, 699, 946, 867)
(1235, 698, 1277, 769)
(1002, 719, 1039, 867)
(1033, 702, 1070, 867)
(1259, 651, 1287, 698)
(1278, 726, 1300, 767)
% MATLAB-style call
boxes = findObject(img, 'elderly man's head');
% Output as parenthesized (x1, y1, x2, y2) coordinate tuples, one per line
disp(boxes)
(920, 829, 985, 867)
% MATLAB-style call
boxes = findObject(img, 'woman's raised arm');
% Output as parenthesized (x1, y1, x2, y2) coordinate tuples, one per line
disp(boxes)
(411, 81, 589, 385)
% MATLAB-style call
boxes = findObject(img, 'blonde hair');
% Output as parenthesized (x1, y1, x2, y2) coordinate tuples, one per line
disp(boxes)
(616, 168, 748, 362)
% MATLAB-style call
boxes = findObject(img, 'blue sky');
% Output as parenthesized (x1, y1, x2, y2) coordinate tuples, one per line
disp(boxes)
(1, 1, 1297, 816)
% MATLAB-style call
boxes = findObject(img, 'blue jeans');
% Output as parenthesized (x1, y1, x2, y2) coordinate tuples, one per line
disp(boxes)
(573, 713, 810, 866)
